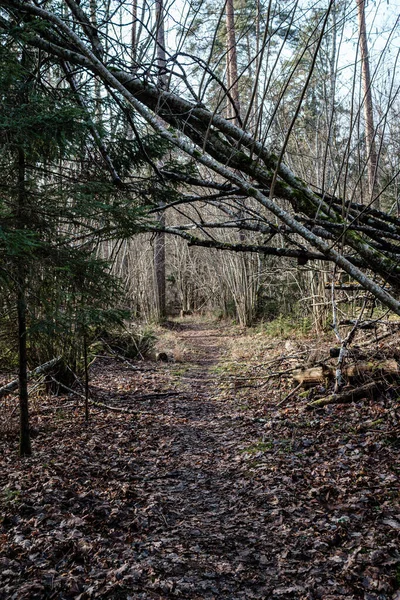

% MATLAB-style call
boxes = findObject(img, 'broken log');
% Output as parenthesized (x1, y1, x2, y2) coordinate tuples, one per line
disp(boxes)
(345, 359, 399, 378)
(0, 357, 61, 399)
(307, 381, 379, 408)
(293, 359, 399, 387)
(293, 364, 333, 387)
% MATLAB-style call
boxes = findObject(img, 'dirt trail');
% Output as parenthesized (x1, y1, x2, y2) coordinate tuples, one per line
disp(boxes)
(1, 319, 399, 599)
(114, 320, 399, 600)
(130, 321, 275, 599)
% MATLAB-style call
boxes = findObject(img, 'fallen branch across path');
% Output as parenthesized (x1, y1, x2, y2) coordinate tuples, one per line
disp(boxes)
(130, 391, 181, 401)
(48, 378, 180, 414)
(47, 377, 145, 414)
(307, 381, 379, 408)
(0, 357, 61, 400)
(257, 366, 304, 387)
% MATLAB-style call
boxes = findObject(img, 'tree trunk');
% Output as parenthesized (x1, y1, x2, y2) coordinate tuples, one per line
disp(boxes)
(226, 0, 240, 124)
(17, 147, 31, 457)
(154, 0, 167, 321)
(307, 381, 378, 407)
(356, 0, 379, 207)
(131, 0, 137, 68)
(83, 330, 90, 421)
(155, 0, 167, 89)
(17, 282, 30, 456)
(293, 359, 399, 387)
(89, 0, 102, 118)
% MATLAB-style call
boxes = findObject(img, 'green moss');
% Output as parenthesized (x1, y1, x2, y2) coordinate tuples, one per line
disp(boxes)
(3, 487, 21, 504)
(241, 440, 273, 454)
(298, 389, 312, 399)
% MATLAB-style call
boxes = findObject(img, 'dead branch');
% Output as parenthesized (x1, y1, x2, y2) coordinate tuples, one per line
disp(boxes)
(276, 383, 303, 407)
(47, 377, 144, 414)
(127, 391, 181, 401)
(307, 381, 379, 408)
(0, 357, 61, 400)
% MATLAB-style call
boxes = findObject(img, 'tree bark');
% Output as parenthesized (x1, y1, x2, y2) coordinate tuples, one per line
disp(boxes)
(17, 147, 31, 457)
(307, 381, 378, 407)
(356, 0, 379, 207)
(154, 0, 167, 321)
(83, 331, 90, 422)
(293, 359, 399, 387)
(131, 0, 137, 68)
(226, 0, 240, 124)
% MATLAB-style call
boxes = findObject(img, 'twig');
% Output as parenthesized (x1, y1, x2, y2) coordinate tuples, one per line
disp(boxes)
(47, 377, 134, 413)
(126, 391, 181, 401)
(257, 366, 303, 388)
(47, 377, 170, 415)
(276, 383, 303, 407)
(359, 331, 397, 347)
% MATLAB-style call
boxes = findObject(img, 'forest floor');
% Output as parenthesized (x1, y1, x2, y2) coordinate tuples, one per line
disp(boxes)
(1, 317, 400, 599)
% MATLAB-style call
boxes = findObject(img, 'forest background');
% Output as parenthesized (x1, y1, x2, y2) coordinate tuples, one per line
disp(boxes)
(1, 0, 400, 454)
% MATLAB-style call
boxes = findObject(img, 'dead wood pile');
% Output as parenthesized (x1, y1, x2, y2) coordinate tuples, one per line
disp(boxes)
(287, 323, 400, 409)
(293, 359, 399, 387)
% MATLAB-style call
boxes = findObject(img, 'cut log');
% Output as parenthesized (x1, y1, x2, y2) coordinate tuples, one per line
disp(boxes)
(293, 359, 399, 388)
(0, 357, 61, 399)
(293, 364, 333, 387)
(307, 381, 379, 408)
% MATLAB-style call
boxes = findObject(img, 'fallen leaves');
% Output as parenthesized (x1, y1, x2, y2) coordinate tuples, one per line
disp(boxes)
(0, 321, 399, 599)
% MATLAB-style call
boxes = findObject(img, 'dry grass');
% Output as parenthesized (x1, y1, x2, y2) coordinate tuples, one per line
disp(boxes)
(153, 327, 189, 363)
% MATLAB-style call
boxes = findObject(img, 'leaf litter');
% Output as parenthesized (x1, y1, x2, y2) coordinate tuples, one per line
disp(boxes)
(0, 319, 399, 599)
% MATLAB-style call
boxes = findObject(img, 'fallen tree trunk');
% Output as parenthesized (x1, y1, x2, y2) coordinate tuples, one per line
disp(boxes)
(0, 357, 62, 400)
(293, 359, 399, 387)
(307, 381, 379, 408)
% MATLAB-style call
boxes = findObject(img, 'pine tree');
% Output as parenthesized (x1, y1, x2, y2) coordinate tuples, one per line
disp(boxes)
(0, 45, 144, 453)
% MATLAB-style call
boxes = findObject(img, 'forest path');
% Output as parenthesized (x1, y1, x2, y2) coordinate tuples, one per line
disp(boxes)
(128, 319, 274, 599)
